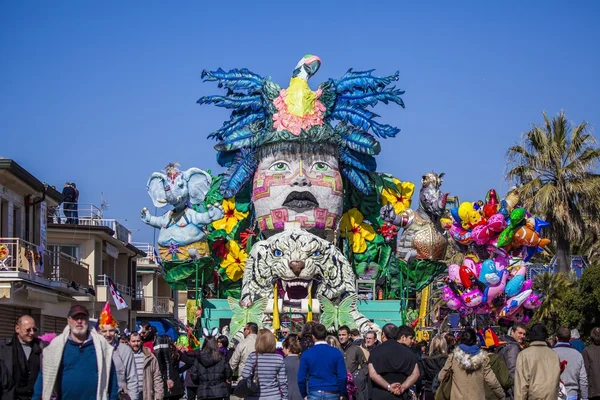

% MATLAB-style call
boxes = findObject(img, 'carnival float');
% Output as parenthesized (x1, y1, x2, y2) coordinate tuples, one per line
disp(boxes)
(141, 55, 549, 338)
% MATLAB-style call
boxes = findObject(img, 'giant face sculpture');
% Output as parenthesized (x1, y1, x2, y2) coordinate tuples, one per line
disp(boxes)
(252, 143, 343, 233)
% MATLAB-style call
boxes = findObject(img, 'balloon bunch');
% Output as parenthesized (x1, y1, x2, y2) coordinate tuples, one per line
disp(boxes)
(439, 188, 549, 322)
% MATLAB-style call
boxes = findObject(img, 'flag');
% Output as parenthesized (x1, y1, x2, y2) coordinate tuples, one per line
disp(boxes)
(107, 277, 128, 310)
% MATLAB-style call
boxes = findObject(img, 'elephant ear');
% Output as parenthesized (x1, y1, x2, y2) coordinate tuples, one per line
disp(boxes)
(147, 172, 168, 208)
(183, 168, 212, 205)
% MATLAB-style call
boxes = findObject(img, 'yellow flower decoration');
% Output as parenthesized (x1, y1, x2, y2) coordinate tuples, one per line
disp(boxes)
(220, 240, 247, 282)
(381, 178, 415, 214)
(340, 208, 376, 254)
(212, 197, 249, 234)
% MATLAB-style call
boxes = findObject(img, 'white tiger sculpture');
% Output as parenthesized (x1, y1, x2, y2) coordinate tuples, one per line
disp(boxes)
(240, 228, 377, 333)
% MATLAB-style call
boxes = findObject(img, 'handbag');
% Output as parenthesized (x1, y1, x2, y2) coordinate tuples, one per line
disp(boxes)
(434, 355, 453, 400)
(234, 352, 260, 397)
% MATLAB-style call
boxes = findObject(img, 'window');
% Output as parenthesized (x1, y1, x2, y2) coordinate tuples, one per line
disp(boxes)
(136, 276, 144, 299)
(13, 206, 23, 239)
(0, 199, 7, 237)
(48, 245, 80, 260)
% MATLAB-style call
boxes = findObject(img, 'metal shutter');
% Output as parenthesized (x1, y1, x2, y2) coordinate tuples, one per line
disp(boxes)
(0, 306, 32, 340)
(42, 316, 68, 334)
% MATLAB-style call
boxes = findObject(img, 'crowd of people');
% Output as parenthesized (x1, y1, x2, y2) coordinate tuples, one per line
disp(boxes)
(1, 305, 600, 400)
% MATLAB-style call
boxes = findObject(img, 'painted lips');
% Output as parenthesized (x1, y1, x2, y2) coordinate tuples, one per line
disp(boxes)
(282, 191, 319, 212)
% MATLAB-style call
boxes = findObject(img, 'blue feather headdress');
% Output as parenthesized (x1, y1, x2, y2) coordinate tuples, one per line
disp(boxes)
(198, 58, 405, 196)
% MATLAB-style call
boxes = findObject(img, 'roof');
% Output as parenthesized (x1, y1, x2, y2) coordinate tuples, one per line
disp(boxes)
(48, 223, 147, 257)
(0, 158, 63, 203)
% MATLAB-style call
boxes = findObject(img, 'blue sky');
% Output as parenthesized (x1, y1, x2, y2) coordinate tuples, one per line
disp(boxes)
(2, 0, 599, 245)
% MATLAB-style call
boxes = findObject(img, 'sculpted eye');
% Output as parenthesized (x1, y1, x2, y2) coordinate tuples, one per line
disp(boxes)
(312, 250, 321, 257)
(273, 249, 283, 257)
(269, 162, 290, 172)
(313, 162, 330, 172)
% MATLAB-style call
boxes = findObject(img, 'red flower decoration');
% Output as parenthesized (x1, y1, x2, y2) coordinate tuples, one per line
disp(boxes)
(377, 222, 399, 242)
(211, 238, 227, 258)
(240, 229, 257, 248)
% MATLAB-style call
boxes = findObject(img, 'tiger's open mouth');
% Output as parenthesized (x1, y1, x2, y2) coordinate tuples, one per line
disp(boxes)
(277, 278, 316, 305)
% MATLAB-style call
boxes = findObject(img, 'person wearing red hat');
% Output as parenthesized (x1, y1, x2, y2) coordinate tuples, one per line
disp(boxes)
(98, 302, 139, 400)
(32, 304, 119, 400)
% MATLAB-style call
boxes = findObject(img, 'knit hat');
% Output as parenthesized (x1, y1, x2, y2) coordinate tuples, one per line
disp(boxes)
(477, 327, 506, 349)
(98, 302, 117, 328)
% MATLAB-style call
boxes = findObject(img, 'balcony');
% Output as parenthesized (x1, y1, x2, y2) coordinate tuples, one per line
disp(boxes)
(0, 238, 45, 275)
(0, 238, 91, 292)
(134, 296, 174, 315)
(49, 203, 132, 243)
(131, 242, 160, 269)
(95, 274, 133, 304)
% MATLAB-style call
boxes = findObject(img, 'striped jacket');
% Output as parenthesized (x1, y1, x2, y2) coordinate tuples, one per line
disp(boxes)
(241, 352, 288, 400)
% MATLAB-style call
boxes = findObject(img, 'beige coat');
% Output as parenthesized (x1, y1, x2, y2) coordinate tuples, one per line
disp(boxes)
(439, 347, 505, 399)
(142, 347, 164, 400)
(229, 333, 256, 377)
(514, 341, 561, 400)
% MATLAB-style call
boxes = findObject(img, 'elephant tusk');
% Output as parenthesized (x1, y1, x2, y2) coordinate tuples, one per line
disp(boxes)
(157, 199, 168, 204)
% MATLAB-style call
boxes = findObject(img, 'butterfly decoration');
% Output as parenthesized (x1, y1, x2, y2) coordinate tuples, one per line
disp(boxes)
(319, 294, 358, 331)
(227, 296, 268, 335)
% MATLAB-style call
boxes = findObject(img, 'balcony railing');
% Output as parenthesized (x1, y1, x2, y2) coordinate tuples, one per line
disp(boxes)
(97, 274, 133, 297)
(0, 238, 91, 289)
(50, 203, 132, 243)
(131, 242, 159, 266)
(135, 296, 174, 314)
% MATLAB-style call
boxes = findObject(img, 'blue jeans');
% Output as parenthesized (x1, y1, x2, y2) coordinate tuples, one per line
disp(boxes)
(308, 391, 340, 400)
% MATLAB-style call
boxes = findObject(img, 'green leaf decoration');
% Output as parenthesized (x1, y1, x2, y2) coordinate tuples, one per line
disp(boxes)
(205, 175, 224, 205)
(378, 245, 392, 272)
(227, 296, 268, 335)
(392, 256, 447, 292)
(186, 301, 198, 326)
(355, 262, 368, 275)
(319, 294, 358, 331)
(168, 282, 188, 291)
(165, 262, 196, 283)
(207, 229, 228, 241)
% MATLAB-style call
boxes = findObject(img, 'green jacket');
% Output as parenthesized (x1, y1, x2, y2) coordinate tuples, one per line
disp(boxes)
(485, 352, 513, 399)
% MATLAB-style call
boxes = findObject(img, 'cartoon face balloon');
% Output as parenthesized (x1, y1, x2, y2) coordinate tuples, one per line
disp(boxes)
(252, 143, 343, 233)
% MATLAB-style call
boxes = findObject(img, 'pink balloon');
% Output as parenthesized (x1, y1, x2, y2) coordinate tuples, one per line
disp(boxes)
(461, 288, 483, 308)
(448, 264, 461, 283)
(463, 257, 480, 275)
(487, 213, 507, 232)
(521, 279, 533, 292)
(471, 225, 491, 245)
(442, 286, 462, 310)
(486, 270, 509, 306)
(523, 292, 541, 309)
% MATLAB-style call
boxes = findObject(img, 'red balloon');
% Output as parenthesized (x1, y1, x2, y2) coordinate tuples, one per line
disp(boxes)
(459, 265, 475, 289)
(483, 203, 497, 218)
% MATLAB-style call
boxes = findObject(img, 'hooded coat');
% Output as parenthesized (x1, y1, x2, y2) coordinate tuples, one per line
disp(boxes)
(438, 347, 504, 399)
(195, 351, 232, 399)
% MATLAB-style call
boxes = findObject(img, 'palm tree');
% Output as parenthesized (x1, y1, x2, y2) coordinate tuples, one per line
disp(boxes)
(532, 271, 575, 329)
(506, 111, 600, 273)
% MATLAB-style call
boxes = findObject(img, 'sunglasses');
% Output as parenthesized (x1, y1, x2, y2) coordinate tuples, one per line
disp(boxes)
(23, 327, 38, 333)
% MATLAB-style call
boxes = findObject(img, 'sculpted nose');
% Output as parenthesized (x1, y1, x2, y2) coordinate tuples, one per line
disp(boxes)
(289, 260, 305, 276)
(290, 176, 311, 187)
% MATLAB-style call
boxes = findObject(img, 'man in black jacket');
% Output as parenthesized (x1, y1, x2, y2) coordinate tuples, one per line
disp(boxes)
(0, 315, 43, 400)
(61, 182, 76, 224)
(139, 321, 174, 393)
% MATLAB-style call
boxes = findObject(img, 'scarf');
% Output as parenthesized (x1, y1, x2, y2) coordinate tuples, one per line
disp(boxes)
(12, 334, 29, 389)
(458, 343, 481, 356)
